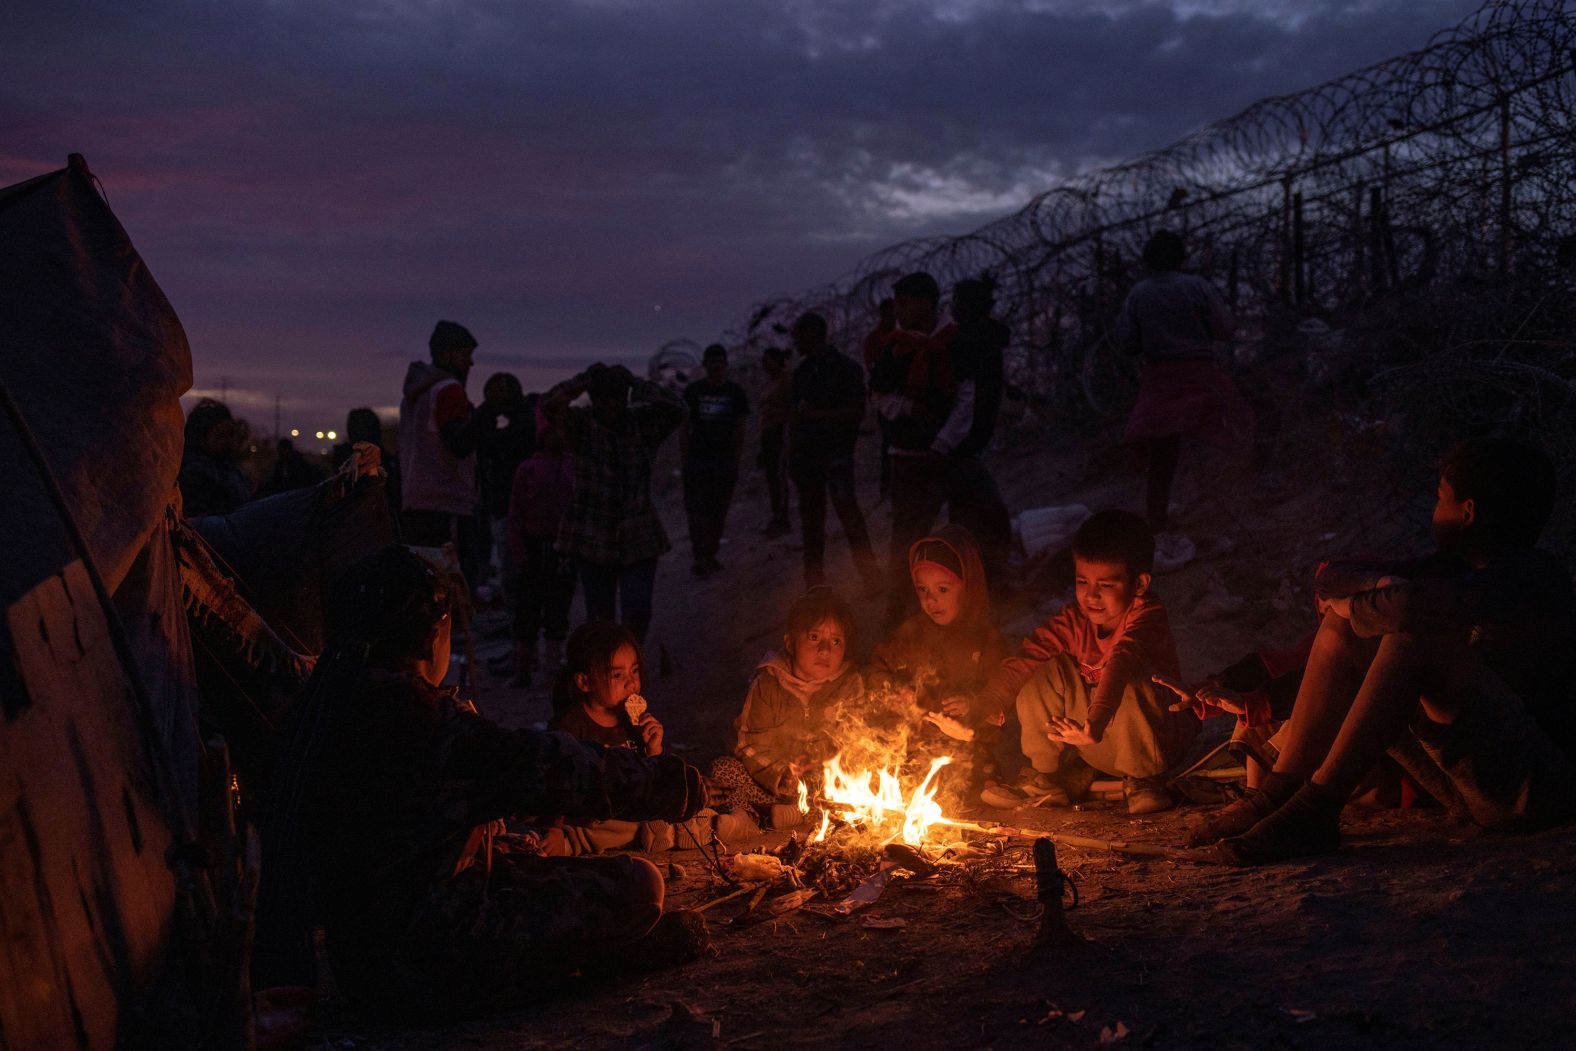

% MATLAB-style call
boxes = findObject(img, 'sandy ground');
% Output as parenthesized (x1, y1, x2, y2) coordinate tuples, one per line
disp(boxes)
(319, 422, 1576, 1050)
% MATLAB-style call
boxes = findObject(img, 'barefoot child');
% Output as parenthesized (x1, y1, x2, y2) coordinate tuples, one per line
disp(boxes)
(547, 622, 695, 853)
(868, 524, 1014, 801)
(710, 587, 865, 833)
(977, 510, 1198, 815)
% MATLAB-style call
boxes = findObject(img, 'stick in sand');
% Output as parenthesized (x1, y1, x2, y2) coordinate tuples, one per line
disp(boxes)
(953, 821, 1196, 860)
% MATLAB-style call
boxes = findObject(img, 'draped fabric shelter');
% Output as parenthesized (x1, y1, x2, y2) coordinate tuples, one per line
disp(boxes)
(0, 155, 210, 1050)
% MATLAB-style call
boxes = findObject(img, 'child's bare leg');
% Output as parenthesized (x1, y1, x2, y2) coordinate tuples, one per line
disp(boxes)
(1310, 631, 1471, 799)
(1218, 630, 1471, 865)
(1270, 610, 1378, 780)
(1181, 613, 1372, 849)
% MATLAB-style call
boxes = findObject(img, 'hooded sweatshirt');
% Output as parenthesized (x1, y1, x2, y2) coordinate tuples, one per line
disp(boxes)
(399, 361, 477, 517)
(733, 652, 865, 798)
(869, 524, 1008, 713)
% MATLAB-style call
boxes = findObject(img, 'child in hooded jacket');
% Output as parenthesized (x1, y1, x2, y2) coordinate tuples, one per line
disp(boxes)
(870, 524, 1008, 709)
(709, 587, 865, 834)
(868, 525, 1017, 800)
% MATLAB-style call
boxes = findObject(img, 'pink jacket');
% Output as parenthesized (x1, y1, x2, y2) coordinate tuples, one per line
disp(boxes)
(507, 452, 574, 561)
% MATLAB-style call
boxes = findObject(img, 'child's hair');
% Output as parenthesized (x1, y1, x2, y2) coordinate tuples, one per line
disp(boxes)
(326, 545, 451, 667)
(1439, 437, 1557, 551)
(1072, 510, 1156, 577)
(784, 586, 857, 655)
(551, 620, 642, 715)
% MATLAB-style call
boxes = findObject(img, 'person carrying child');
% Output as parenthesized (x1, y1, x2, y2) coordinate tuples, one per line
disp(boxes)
(868, 524, 1014, 803)
(974, 510, 1198, 815)
(545, 622, 712, 853)
(1199, 437, 1576, 865)
(254, 545, 712, 1020)
(709, 587, 866, 835)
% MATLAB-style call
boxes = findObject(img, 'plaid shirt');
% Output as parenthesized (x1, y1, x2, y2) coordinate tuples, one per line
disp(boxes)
(551, 377, 684, 566)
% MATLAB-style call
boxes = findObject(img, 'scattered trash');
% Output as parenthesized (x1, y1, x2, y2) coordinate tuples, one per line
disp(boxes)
(835, 863, 896, 914)
(731, 853, 788, 882)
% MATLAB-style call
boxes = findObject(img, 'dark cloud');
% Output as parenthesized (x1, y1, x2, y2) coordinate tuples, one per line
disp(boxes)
(2, 0, 1480, 423)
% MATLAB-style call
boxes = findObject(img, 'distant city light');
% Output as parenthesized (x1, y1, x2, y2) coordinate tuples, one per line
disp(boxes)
(315, 430, 325, 439)
(290, 428, 300, 437)
(326, 430, 338, 440)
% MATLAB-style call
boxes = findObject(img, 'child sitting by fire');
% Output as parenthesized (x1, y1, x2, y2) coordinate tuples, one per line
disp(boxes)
(867, 524, 1016, 805)
(709, 587, 866, 836)
(541, 621, 716, 854)
(973, 509, 1198, 815)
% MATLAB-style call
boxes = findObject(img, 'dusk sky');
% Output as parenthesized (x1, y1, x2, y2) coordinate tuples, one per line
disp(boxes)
(6, 0, 1478, 437)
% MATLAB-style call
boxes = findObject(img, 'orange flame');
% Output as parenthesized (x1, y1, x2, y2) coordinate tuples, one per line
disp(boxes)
(811, 754, 957, 846)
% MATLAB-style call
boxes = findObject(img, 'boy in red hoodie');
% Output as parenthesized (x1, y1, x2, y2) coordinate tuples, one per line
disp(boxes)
(976, 510, 1197, 815)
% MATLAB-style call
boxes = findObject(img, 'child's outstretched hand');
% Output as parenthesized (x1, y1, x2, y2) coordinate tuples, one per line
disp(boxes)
(923, 711, 975, 742)
(1043, 717, 1096, 747)
(939, 695, 971, 719)
(1153, 674, 1248, 717)
(636, 714, 664, 756)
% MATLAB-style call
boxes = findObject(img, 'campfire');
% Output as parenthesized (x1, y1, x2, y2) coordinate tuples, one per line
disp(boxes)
(805, 754, 961, 848)
(698, 680, 1177, 928)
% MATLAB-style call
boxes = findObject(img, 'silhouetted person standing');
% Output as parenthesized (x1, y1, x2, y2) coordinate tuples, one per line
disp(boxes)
(545, 363, 684, 642)
(787, 312, 882, 590)
(399, 320, 496, 588)
(179, 397, 253, 517)
(681, 344, 749, 576)
(334, 407, 400, 511)
(1116, 230, 1251, 533)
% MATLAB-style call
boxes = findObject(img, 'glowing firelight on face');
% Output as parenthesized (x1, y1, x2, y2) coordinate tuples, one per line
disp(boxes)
(810, 755, 957, 847)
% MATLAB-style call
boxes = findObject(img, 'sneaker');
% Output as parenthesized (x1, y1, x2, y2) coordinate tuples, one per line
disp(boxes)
(767, 803, 811, 830)
(978, 780, 1026, 809)
(1019, 771, 1072, 808)
(639, 821, 676, 852)
(712, 810, 761, 842)
(1124, 776, 1176, 816)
